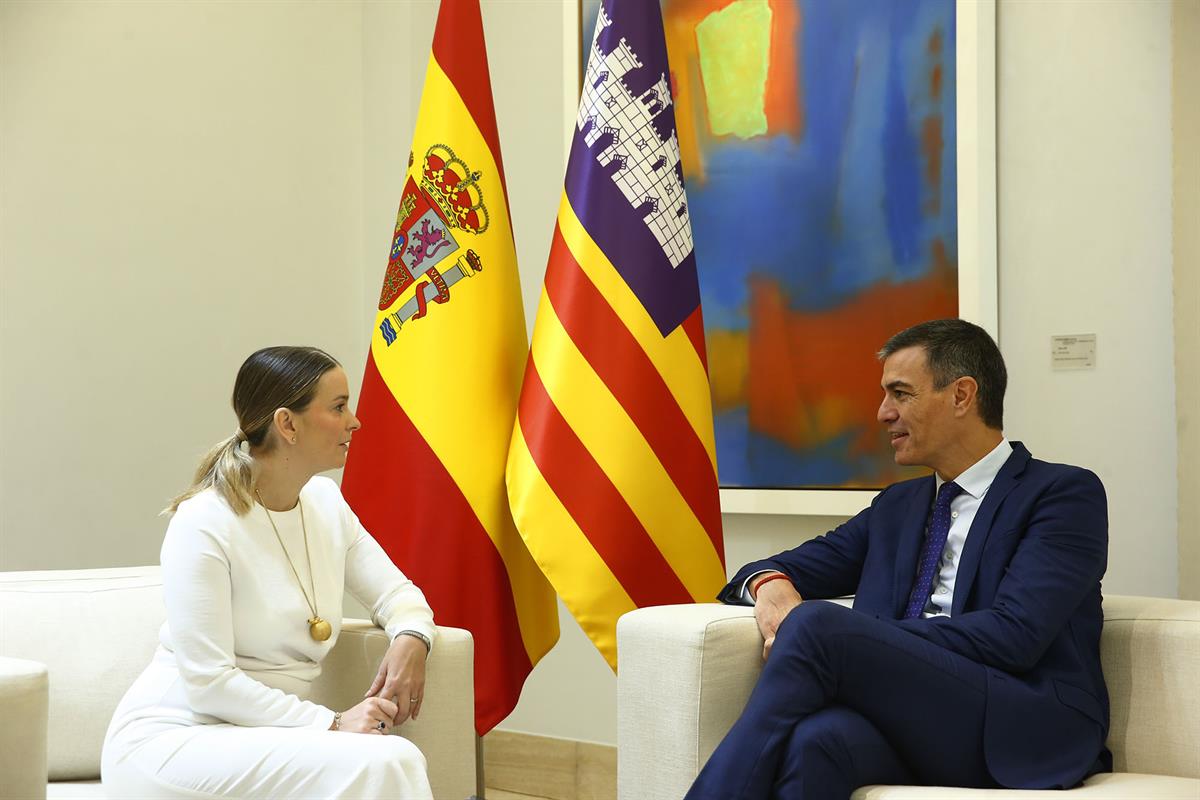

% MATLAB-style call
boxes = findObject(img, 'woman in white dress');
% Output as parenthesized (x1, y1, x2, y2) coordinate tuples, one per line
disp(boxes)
(102, 346, 436, 799)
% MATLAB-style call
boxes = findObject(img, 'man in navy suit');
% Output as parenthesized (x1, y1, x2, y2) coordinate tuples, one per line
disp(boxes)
(685, 319, 1110, 800)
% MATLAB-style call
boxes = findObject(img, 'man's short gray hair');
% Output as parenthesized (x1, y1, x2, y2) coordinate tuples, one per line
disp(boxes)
(878, 319, 1007, 430)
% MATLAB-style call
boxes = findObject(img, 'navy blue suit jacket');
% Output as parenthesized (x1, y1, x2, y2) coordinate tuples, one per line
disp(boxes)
(721, 442, 1111, 789)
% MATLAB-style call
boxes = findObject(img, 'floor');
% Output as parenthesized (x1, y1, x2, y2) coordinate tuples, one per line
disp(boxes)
(480, 729, 616, 800)
(486, 791, 555, 800)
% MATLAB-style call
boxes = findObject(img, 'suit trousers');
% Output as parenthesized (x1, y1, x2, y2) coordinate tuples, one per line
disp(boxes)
(684, 601, 1000, 800)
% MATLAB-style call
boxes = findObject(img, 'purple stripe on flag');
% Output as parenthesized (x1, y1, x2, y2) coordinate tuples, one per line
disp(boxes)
(565, 0, 701, 338)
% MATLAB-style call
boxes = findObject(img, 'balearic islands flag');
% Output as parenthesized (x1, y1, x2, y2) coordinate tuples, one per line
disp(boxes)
(342, 0, 558, 734)
(506, 0, 726, 668)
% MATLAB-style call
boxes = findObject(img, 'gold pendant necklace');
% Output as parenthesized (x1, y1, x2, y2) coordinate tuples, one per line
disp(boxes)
(257, 489, 331, 642)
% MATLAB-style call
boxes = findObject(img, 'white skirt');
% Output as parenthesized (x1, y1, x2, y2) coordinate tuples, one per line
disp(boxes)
(102, 655, 432, 799)
(102, 722, 432, 799)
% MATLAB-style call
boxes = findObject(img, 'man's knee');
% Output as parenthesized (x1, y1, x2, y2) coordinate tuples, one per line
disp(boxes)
(787, 707, 857, 760)
(776, 600, 851, 649)
(776, 707, 901, 796)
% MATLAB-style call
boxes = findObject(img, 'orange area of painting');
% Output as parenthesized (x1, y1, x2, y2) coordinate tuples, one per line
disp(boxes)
(763, 0, 802, 137)
(921, 115, 943, 213)
(928, 27, 943, 55)
(921, 27, 945, 211)
(745, 264, 958, 457)
(706, 328, 749, 413)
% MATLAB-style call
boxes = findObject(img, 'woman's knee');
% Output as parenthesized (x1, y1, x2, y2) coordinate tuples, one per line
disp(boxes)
(378, 734, 428, 773)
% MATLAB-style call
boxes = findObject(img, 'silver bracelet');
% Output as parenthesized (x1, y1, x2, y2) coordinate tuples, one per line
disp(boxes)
(396, 629, 431, 654)
(332, 711, 342, 731)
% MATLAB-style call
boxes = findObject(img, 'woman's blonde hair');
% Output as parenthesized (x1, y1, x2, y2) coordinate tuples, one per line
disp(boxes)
(166, 346, 341, 515)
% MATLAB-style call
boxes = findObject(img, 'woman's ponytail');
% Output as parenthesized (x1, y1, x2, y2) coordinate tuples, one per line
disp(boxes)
(165, 432, 256, 515)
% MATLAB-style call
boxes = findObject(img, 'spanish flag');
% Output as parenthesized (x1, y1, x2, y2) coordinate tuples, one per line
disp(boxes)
(506, 0, 725, 669)
(342, 0, 558, 734)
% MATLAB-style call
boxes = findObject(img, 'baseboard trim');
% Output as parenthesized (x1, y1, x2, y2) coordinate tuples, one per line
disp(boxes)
(482, 729, 615, 800)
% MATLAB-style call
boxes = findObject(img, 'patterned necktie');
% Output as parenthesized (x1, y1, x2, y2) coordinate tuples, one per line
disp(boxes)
(903, 480, 965, 619)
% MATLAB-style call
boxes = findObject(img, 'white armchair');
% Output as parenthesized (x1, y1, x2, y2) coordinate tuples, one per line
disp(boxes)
(617, 595, 1200, 799)
(0, 567, 479, 800)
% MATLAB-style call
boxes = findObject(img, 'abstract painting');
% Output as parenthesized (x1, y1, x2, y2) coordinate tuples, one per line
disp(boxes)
(583, 0, 958, 489)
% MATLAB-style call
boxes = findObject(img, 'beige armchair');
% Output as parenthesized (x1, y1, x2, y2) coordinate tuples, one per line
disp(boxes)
(0, 567, 479, 800)
(617, 595, 1200, 799)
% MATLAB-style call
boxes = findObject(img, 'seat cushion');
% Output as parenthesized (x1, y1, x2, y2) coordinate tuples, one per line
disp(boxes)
(0, 567, 165, 780)
(853, 772, 1200, 799)
(47, 781, 104, 799)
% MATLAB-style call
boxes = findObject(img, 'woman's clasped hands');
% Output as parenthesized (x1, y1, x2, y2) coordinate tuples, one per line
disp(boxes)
(334, 633, 429, 734)
(336, 696, 401, 734)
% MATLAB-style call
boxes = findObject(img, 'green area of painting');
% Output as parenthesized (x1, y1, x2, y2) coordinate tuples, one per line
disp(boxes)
(695, 0, 772, 139)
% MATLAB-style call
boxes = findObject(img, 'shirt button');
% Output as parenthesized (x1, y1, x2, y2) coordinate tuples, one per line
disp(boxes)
(951, 511, 959, 519)
(936, 587, 948, 595)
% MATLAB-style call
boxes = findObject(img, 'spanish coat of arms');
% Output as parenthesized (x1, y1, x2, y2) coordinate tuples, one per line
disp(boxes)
(377, 144, 489, 344)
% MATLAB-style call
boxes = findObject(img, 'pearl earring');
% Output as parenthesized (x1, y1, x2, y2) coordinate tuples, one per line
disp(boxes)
(291, 437, 297, 444)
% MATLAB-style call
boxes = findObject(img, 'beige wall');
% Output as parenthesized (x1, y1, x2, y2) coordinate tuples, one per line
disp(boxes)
(0, 0, 368, 570)
(997, 0, 1178, 598)
(1174, 0, 1200, 600)
(0, 0, 1186, 748)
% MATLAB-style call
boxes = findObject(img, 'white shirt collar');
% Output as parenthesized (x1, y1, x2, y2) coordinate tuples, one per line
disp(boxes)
(934, 438, 1012, 500)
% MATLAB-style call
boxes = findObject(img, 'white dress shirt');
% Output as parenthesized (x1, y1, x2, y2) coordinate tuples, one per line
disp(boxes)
(922, 438, 1011, 616)
(742, 439, 1013, 617)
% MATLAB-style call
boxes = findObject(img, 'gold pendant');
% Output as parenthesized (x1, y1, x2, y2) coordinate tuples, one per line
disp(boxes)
(309, 617, 332, 642)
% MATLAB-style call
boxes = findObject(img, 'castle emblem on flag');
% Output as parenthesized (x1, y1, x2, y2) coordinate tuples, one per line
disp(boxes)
(577, 6, 693, 269)
(377, 144, 490, 345)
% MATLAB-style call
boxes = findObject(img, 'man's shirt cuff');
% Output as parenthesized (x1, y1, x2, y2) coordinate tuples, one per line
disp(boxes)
(740, 569, 781, 603)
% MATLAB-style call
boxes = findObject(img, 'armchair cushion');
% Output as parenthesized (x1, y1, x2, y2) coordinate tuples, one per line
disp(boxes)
(0, 656, 49, 800)
(311, 619, 477, 800)
(0, 568, 162, 781)
(1100, 595, 1200, 777)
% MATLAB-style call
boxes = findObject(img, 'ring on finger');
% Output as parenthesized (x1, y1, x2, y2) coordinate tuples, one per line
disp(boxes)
(377, 721, 387, 731)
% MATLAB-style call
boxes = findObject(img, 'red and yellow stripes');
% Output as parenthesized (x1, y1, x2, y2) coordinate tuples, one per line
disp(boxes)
(342, 0, 556, 734)
(507, 197, 726, 668)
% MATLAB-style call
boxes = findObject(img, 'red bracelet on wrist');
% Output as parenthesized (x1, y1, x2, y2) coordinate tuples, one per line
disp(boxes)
(751, 572, 792, 600)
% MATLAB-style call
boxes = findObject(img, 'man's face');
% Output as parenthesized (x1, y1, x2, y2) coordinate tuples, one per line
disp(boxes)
(876, 346, 957, 470)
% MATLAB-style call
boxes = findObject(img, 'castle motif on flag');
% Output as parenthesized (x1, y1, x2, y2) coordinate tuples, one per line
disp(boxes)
(376, 144, 489, 345)
(577, 6, 693, 269)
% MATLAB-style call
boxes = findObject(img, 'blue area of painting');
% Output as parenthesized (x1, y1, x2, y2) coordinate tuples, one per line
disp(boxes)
(687, 0, 957, 488)
(714, 409, 888, 488)
(882, 5, 923, 272)
(692, 0, 956, 330)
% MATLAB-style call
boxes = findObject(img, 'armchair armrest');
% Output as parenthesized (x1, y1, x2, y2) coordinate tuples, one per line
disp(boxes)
(311, 621, 476, 800)
(0, 656, 48, 800)
(616, 604, 761, 800)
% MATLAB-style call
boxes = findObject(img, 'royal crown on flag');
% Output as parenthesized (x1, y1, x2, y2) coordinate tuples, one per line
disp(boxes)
(421, 144, 490, 234)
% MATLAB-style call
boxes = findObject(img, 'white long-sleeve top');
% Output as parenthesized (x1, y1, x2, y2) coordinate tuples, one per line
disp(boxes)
(122, 476, 435, 734)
